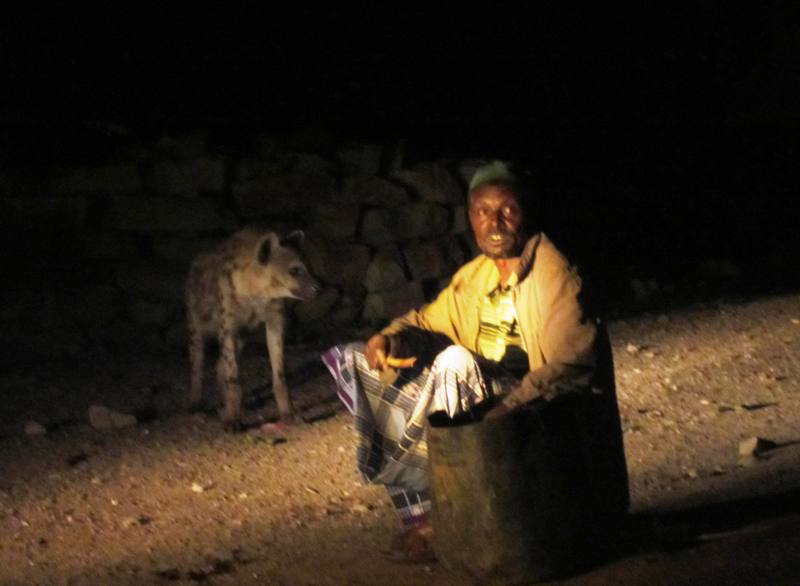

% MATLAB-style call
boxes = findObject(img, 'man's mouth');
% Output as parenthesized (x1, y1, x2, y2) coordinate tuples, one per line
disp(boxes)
(488, 233, 509, 244)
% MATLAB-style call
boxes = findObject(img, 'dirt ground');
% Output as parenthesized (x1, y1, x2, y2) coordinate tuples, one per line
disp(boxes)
(2, 292, 800, 585)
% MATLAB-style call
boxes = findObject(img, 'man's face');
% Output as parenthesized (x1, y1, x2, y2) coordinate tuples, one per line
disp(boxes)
(469, 184, 526, 259)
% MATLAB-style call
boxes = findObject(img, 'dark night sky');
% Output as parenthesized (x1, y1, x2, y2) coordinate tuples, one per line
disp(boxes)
(2, 4, 799, 299)
(1, 6, 781, 142)
(2, 6, 795, 179)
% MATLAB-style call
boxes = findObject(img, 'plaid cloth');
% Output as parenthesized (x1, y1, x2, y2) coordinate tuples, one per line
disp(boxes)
(322, 343, 514, 525)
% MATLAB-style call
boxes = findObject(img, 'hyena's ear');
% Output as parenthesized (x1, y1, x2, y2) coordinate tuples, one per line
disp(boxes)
(280, 230, 305, 251)
(257, 233, 280, 265)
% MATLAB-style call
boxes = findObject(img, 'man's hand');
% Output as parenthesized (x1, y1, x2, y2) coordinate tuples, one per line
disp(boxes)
(365, 334, 389, 370)
(366, 333, 419, 371)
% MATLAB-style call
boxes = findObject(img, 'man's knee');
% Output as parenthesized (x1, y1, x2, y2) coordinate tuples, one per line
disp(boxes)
(432, 345, 475, 371)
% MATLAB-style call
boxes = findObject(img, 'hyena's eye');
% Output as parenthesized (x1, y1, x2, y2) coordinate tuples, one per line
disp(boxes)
(289, 266, 305, 277)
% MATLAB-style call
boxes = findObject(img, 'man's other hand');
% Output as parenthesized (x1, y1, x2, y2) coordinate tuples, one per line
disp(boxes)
(365, 334, 389, 370)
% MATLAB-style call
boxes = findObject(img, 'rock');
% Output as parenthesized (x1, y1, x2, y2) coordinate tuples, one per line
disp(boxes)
(111, 409, 138, 429)
(626, 343, 640, 354)
(67, 452, 89, 467)
(630, 278, 660, 303)
(121, 516, 139, 529)
(49, 163, 141, 194)
(458, 158, 492, 188)
(340, 176, 409, 206)
(450, 205, 469, 234)
(738, 436, 778, 458)
(155, 568, 181, 581)
(302, 238, 370, 291)
(330, 298, 362, 327)
(116, 262, 186, 303)
(82, 232, 136, 260)
(88, 405, 137, 431)
(362, 283, 425, 324)
(293, 287, 340, 323)
(3, 196, 88, 227)
(67, 285, 125, 328)
(191, 481, 215, 493)
(232, 159, 337, 218)
(738, 455, 758, 468)
(152, 235, 219, 264)
(155, 134, 207, 159)
(403, 240, 451, 281)
(24, 421, 47, 436)
(698, 258, 741, 280)
(164, 322, 188, 349)
(108, 195, 235, 232)
(460, 232, 480, 259)
(259, 422, 290, 439)
(350, 503, 370, 514)
(336, 143, 383, 175)
(291, 153, 337, 176)
(364, 247, 407, 292)
(145, 158, 225, 197)
(438, 235, 470, 269)
(360, 202, 450, 245)
(393, 162, 464, 204)
(310, 205, 360, 241)
(128, 299, 170, 328)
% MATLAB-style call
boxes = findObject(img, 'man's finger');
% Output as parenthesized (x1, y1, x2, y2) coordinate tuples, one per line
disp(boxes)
(372, 348, 387, 370)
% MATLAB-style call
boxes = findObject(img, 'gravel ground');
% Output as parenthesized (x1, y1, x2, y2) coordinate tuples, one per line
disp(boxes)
(1, 293, 800, 585)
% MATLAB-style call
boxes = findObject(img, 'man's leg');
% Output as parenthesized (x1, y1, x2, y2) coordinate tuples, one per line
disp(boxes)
(383, 486, 435, 562)
(323, 342, 504, 559)
(385, 486, 432, 528)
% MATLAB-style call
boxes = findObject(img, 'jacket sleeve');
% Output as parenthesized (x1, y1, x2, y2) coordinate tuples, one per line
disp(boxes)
(502, 247, 599, 407)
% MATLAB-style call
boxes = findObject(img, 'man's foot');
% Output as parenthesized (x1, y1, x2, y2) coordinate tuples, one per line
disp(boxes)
(381, 521, 436, 564)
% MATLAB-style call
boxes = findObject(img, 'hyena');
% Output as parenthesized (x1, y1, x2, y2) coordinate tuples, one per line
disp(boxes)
(187, 227, 319, 431)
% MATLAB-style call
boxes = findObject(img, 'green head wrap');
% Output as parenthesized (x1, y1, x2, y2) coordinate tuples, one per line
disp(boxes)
(468, 160, 518, 193)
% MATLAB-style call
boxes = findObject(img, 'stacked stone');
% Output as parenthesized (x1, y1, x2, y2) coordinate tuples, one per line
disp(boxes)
(0, 131, 485, 351)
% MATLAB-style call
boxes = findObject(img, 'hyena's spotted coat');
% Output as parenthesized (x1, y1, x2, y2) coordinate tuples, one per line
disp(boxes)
(187, 227, 319, 431)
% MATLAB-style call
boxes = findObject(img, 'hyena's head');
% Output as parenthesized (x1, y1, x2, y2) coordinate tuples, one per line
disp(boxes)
(240, 230, 320, 301)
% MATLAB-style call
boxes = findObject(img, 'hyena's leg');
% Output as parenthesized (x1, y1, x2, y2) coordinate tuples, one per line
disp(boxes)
(264, 307, 297, 423)
(188, 316, 205, 410)
(217, 284, 244, 432)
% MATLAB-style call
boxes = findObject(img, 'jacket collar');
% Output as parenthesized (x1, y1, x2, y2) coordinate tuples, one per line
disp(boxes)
(470, 232, 543, 295)
(515, 233, 543, 282)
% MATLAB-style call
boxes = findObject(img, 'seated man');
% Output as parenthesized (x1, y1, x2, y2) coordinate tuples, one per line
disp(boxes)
(322, 160, 628, 562)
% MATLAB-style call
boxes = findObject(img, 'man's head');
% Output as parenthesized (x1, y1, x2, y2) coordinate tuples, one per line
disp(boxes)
(468, 161, 528, 259)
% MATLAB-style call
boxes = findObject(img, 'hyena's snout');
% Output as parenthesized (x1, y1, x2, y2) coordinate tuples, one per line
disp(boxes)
(291, 268, 321, 300)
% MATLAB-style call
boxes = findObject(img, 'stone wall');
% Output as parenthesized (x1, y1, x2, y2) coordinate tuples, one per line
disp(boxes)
(0, 131, 486, 354)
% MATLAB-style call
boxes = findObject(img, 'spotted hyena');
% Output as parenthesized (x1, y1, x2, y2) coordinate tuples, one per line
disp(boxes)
(187, 227, 319, 431)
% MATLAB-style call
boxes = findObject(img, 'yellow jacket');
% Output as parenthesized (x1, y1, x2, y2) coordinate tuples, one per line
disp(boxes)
(381, 233, 605, 408)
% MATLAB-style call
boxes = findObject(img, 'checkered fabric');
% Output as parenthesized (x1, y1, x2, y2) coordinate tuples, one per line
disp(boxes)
(322, 343, 509, 525)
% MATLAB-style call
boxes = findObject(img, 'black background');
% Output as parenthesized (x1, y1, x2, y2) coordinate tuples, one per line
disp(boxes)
(2, 4, 799, 309)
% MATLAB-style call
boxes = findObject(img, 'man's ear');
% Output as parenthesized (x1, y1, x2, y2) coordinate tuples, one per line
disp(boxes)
(280, 230, 305, 251)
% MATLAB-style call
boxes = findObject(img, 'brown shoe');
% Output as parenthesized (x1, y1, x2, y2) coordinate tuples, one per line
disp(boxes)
(382, 521, 436, 564)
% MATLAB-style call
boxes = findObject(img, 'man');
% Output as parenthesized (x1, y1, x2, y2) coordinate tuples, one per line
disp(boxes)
(322, 160, 628, 562)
